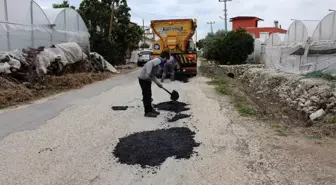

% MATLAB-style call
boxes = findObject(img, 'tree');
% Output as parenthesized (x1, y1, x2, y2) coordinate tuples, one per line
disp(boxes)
(78, 0, 143, 64)
(202, 28, 254, 65)
(52, 0, 75, 9)
(196, 39, 205, 49)
(140, 42, 150, 49)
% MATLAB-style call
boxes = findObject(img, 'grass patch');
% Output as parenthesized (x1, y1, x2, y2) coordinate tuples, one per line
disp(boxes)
(207, 77, 231, 95)
(304, 71, 336, 81)
(207, 76, 258, 117)
(207, 77, 227, 85)
(271, 124, 290, 137)
(235, 102, 257, 117)
(325, 115, 336, 124)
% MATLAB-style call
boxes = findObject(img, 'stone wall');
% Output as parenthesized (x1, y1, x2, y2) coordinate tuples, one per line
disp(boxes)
(199, 64, 336, 121)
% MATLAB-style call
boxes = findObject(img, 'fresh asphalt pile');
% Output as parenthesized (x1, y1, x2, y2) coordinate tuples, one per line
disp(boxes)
(154, 101, 191, 122)
(113, 127, 200, 168)
(113, 79, 196, 168)
(168, 113, 191, 122)
(154, 101, 189, 113)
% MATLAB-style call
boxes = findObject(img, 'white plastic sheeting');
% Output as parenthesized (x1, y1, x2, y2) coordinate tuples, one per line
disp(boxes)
(312, 12, 336, 41)
(248, 39, 262, 63)
(264, 13, 336, 75)
(0, 42, 87, 74)
(90, 52, 119, 73)
(283, 20, 308, 44)
(0, 0, 90, 53)
(43, 8, 90, 52)
(37, 42, 87, 74)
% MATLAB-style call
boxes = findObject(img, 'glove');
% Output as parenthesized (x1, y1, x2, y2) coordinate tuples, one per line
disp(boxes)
(156, 82, 163, 88)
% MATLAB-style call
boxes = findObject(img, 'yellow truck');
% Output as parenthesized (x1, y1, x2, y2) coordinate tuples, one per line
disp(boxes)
(150, 19, 197, 76)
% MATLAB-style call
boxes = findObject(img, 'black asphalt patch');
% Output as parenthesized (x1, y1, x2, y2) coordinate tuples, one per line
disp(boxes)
(112, 106, 129, 111)
(113, 127, 200, 168)
(154, 101, 189, 113)
(168, 113, 191, 122)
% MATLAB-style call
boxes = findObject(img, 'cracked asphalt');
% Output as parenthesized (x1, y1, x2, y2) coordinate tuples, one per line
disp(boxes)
(1, 70, 336, 185)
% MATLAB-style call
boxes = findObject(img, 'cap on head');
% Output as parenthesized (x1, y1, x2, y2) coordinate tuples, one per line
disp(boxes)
(160, 51, 170, 61)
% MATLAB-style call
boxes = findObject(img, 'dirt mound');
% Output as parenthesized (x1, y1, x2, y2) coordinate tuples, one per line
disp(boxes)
(113, 127, 200, 168)
(0, 72, 112, 109)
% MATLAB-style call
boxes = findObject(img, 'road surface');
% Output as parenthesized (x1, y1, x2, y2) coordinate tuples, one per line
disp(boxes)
(1, 71, 336, 185)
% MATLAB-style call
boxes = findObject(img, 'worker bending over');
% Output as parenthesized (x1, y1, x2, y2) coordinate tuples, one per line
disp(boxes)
(138, 51, 170, 118)
(161, 55, 177, 83)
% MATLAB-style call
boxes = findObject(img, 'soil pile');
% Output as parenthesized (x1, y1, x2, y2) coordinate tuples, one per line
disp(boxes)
(113, 127, 200, 168)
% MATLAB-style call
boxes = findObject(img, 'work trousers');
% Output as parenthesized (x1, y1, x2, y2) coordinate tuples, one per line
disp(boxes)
(161, 62, 175, 82)
(139, 78, 153, 113)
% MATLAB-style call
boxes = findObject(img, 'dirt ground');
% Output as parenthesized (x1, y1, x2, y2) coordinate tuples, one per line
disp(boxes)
(0, 66, 137, 109)
(0, 75, 335, 185)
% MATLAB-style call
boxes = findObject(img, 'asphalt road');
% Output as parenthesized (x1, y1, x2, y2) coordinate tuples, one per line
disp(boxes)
(0, 70, 139, 139)
(1, 70, 336, 185)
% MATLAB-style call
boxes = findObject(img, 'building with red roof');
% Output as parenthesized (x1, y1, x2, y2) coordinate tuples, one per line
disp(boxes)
(230, 16, 287, 39)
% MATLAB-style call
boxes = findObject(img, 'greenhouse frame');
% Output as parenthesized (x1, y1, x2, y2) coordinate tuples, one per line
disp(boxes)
(0, 0, 90, 52)
(263, 11, 336, 74)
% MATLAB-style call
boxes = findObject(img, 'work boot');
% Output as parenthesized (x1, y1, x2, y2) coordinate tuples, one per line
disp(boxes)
(152, 109, 160, 115)
(144, 112, 157, 118)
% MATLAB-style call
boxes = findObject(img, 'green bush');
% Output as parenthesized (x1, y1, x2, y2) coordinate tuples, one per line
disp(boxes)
(202, 28, 254, 65)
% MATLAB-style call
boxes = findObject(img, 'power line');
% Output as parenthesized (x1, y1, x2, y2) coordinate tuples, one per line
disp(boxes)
(207, 21, 215, 33)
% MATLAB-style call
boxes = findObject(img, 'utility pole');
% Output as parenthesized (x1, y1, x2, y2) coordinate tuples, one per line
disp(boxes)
(207, 21, 215, 33)
(108, 1, 116, 40)
(219, 0, 232, 31)
(143, 18, 145, 44)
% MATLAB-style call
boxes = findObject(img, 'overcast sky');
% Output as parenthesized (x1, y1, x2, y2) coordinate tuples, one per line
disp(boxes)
(36, 0, 336, 40)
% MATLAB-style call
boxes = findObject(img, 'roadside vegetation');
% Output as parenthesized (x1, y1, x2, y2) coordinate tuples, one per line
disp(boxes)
(304, 71, 336, 81)
(207, 77, 257, 117)
(197, 28, 254, 65)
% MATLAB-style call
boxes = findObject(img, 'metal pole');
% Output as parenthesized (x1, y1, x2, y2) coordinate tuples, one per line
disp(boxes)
(224, 1, 227, 31)
(207, 21, 215, 33)
(4, 0, 10, 50)
(143, 18, 145, 43)
(31, 0, 34, 48)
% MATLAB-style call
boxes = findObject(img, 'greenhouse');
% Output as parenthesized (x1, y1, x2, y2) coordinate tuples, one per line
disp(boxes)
(264, 13, 336, 74)
(0, 0, 89, 52)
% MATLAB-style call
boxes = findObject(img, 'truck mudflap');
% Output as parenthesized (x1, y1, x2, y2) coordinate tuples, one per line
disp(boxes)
(176, 67, 197, 76)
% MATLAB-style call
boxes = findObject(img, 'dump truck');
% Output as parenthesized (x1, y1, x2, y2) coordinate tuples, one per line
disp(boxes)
(150, 19, 197, 76)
